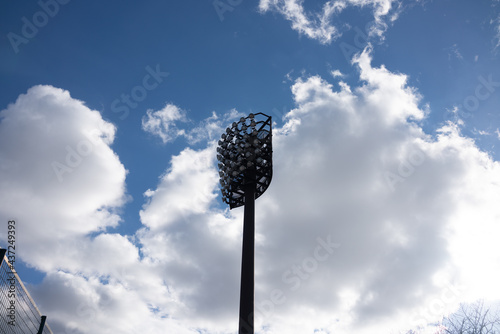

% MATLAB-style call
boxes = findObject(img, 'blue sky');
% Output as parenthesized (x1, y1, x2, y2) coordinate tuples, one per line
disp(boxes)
(1, 1, 500, 333)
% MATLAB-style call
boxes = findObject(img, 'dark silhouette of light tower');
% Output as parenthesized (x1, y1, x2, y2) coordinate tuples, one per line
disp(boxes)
(217, 113, 273, 334)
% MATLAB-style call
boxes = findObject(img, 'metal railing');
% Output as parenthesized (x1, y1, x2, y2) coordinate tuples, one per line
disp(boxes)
(0, 248, 53, 334)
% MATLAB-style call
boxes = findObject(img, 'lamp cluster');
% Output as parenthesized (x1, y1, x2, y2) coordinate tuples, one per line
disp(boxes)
(217, 113, 273, 209)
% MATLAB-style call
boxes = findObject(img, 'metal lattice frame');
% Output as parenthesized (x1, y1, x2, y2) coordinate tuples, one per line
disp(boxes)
(0, 249, 53, 334)
(217, 113, 273, 209)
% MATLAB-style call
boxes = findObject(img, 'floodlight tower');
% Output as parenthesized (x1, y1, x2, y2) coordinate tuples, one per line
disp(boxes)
(216, 113, 273, 334)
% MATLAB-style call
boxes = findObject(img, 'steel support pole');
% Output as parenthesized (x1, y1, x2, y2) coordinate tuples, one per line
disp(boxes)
(0, 248, 6, 266)
(37, 315, 47, 334)
(239, 171, 255, 334)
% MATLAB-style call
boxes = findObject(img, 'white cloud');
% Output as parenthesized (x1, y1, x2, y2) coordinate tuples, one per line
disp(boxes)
(30, 270, 196, 334)
(139, 143, 220, 230)
(493, 14, 500, 49)
(142, 103, 188, 143)
(183, 109, 245, 144)
(0, 85, 127, 270)
(258, 0, 400, 44)
(136, 47, 500, 333)
(142, 104, 244, 145)
(136, 142, 243, 330)
(4, 48, 500, 333)
(446, 44, 464, 60)
(331, 69, 344, 77)
(472, 128, 490, 136)
(0, 86, 200, 334)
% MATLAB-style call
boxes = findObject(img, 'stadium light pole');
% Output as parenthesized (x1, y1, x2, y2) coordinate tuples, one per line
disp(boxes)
(217, 113, 273, 334)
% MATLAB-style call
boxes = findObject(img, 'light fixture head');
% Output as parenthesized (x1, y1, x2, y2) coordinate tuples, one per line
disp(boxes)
(216, 112, 273, 209)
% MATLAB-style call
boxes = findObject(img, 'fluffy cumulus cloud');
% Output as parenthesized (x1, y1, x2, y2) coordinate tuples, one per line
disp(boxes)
(4, 48, 500, 333)
(258, 0, 401, 44)
(142, 104, 244, 144)
(245, 50, 500, 333)
(142, 103, 188, 143)
(137, 143, 243, 330)
(0, 85, 127, 270)
(136, 48, 500, 334)
(29, 268, 197, 334)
